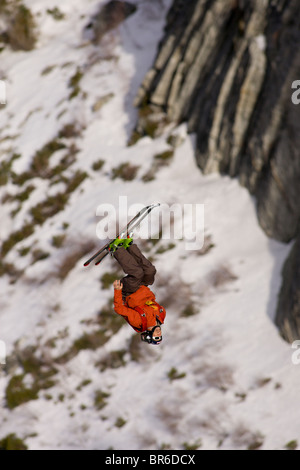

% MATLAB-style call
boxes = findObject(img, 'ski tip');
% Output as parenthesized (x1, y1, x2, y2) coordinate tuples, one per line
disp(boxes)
(147, 203, 160, 212)
(146, 202, 160, 211)
(83, 261, 90, 267)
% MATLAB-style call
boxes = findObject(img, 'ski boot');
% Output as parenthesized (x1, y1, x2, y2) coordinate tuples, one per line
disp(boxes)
(108, 232, 133, 254)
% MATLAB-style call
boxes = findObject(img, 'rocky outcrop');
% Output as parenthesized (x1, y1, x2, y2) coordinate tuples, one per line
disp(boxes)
(134, 0, 300, 340)
(276, 235, 300, 342)
(85, 0, 137, 44)
(135, 0, 300, 242)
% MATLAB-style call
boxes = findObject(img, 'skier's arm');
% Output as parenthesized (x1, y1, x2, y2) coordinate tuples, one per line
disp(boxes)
(113, 288, 143, 329)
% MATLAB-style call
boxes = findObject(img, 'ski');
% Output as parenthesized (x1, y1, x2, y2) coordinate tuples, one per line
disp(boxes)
(94, 250, 109, 266)
(83, 205, 148, 267)
(83, 203, 160, 267)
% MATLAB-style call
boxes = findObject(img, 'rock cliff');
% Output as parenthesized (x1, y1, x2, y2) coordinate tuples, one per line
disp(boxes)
(134, 0, 300, 340)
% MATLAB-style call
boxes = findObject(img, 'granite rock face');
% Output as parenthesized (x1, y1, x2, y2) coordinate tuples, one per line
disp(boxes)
(134, 0, 300, 340)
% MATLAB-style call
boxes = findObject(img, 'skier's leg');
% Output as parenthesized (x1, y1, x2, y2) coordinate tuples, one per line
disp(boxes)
(127, 244, 156, 286)
(113, 247, 144, 297)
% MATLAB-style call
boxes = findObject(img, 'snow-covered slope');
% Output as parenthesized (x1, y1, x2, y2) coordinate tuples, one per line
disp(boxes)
(0, 0, 298, 450)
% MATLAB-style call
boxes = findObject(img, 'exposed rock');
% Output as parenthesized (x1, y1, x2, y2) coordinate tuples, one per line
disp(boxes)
(85, 0, 137, 44)
(276, 235, 300, 342)
(134, 0, 300, 340)
(135, 0, 300, 242)
(135, 104, 170, 139)
(92, 93, 114, 112)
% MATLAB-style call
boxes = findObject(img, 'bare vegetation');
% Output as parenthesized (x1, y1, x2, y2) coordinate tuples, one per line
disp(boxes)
(54, 239, 96, 281)
(207, 264, 238, 288)
(182, 439, 202, 450)
(92, 93, 114, 112)
(92, 159, 105, 171)
(129, 103, 170, 144)
(30, 140, 67, 179)
(51, 234, 66, 249)
(142, 149, 174, 182)
(128, 334, 144, 362)
(0, 153, 21, 186)
(285, 440, 298, 450)
(155, 395, 186, 434)
(155, 273, 192, 311)
(0, 259, 22, 281)
(100, 270, 122, 289)
(154, 150, 174, 161)
(231, 422, 264, 450)
(1, 222, 35, 257)
(194, 362, 235, 392)
(111, 162, 140, 181)
(54, 299, 124, 365)
(197, 234, 215, 256)
(58, 122, 83, 140)
(96, 349, 127, 372)
(46, 7, 65, 21)
(30, 193, 69, 226)
(94, 389, 110, 410)
(5, 345, 58, 410)
(253, 376, 272, 389)
(0, 434, 28, 450)
(167, 367, 186, 381)
(68, 67, 83, 100)
(12, 138, 79, 186)
(1, 2, 37, 51)
(180, 302, 199, 317)
(31, 249, 50, 265)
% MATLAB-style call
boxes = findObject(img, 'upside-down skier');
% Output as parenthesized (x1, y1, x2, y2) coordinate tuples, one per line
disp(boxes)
(109, 235, 166, 345)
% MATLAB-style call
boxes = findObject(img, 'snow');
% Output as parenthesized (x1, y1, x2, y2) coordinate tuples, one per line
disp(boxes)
(0, 0, 298, 451)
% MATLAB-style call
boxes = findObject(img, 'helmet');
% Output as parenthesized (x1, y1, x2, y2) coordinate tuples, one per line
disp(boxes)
(141, 325, 162, 345)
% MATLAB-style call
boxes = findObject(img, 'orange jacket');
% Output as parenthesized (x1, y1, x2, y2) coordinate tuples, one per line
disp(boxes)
(114, 285, 166, 332)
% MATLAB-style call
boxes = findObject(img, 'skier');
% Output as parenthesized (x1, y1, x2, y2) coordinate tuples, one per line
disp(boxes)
(110, 235, 166, 345)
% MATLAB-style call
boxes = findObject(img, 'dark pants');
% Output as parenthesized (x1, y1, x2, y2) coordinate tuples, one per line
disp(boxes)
(114, 244, 156, 298)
